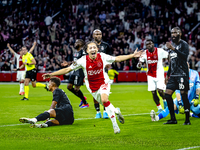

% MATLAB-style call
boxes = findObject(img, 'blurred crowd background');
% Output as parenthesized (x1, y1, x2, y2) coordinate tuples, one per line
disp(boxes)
(0, 0, 200, 72)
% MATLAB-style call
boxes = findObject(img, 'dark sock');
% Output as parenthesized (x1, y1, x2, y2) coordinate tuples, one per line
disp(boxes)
(68, 87, 77, 95)
(94, 103, 100, 111)
(158, 90, 165, 99)
(35, 112, 50, 121)
(45, 121, 54, 127)
(68, 88, 87, 104)
(165, 93, 176, 121)
(76, 90, 87, 104)
(152, 92, 160, 105)
(181, 93, 190, 122)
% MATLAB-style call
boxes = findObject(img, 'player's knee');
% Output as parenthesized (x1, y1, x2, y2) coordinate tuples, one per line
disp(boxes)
(158, 90, 163, 96)
(151, 91, 156, 96)
(67, 84, 73, 90)
(74, 87, 80, 92)
(32, 84, 36, 88)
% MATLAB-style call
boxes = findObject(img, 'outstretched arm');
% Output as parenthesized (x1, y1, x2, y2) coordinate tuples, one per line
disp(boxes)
(7, 43, 16, 55)
(42, 67, 72, 79)
(115, 48, 143, 62)
(29, 41, 37, 53)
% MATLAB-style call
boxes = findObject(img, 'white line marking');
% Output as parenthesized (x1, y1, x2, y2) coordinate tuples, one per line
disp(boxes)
(0, 113, 149, 127)
(176, 146, 200, 150)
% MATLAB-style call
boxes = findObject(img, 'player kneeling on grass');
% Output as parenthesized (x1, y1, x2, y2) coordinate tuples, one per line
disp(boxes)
(42, 41, 143, 134)
(150, 67, 200, 123)
(19, 77, 74, 128)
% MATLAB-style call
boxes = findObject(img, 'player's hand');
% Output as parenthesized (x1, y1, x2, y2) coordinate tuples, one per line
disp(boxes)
(166, 42, 175, 50)
(61, 61, 68, 67)
(12, 69, 17, 71)
(191, 99, 199, 107)
(42, 73, 52, 79)
(7, 43, 10, 48)
(179, 105, 184, 114)
(23, 62, 27, 65)
(133, 48, 144, 57)
(178, 101, 184, 114)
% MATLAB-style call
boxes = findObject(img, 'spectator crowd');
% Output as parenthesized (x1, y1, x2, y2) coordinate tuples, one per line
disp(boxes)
(0, 0, 200, 72)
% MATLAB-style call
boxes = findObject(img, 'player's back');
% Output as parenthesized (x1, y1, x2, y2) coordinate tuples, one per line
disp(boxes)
(53, 88, 71, 107)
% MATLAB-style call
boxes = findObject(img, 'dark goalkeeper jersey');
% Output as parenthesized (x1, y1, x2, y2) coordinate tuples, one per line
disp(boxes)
(53, 88, 71, 108)
(168, 39, 189, 77)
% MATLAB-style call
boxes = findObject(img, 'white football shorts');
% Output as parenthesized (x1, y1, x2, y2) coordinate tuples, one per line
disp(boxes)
(17, 71, 26, 81)
(91, 83, 111, 105)
(147, 75, 166, 91)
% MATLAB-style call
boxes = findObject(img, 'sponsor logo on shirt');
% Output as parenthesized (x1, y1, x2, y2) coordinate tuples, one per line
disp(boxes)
(170, 53, 177, 59)
(88, 69, 103, 75)
(147, 60, 158, 64)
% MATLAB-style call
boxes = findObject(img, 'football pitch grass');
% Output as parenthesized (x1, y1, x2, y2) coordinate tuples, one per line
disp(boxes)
(0, 83, 200, 150)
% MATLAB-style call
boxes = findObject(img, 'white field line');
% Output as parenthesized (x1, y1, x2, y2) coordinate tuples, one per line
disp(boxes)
(176, 146, 200, 150)
(0, 113, 149, 127)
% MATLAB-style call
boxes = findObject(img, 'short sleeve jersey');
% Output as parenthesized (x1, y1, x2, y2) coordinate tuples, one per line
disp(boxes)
(139, 47, 168, 78)
(70, 53, 116, 93)
(22, 52, 35, 71)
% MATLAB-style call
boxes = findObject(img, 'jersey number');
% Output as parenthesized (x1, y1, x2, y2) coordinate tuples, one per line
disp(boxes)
(179, 83, 185, 89)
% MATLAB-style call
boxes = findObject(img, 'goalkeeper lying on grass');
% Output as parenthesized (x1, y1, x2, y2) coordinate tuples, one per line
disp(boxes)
(150, 68, 200, 122)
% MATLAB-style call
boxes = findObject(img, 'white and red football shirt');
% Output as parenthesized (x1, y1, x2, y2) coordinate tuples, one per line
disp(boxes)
(139, 48, 168, 78)
(70, 53, 115, 93)
(14, 53, 25, 71)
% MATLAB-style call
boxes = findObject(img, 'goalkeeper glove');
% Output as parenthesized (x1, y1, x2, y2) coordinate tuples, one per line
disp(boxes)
(178, 101, 184, 114)
(191, 99, 199, 107)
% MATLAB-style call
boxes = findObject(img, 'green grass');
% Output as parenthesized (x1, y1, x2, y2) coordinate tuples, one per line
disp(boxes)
(0, 83, 200, 150)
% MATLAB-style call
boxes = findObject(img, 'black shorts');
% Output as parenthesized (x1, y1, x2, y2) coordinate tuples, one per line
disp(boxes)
(69, 74, 84, 86)
(25, 69, 37, 81)
(55, 104, 74, 125)
(166, 76, 189, 91)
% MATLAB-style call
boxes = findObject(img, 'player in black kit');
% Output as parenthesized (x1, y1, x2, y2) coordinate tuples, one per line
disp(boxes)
(92, 29, 112, 119)
(165, 27, 190, 125)
(19, 77, 74, 128)
(62, 39, 89, 108)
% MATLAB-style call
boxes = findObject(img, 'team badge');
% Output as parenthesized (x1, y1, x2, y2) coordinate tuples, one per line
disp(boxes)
(101, 46, 104, 51)
(180, 77, 184, 83)
(97, 61, 102, 67)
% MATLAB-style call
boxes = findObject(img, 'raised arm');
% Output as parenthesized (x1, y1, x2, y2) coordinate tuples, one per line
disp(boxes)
(7, 43, 16, 55)
(29, 41, 37, 53)
(115, 48, 143, 62)
(42, 67, 72, 79)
